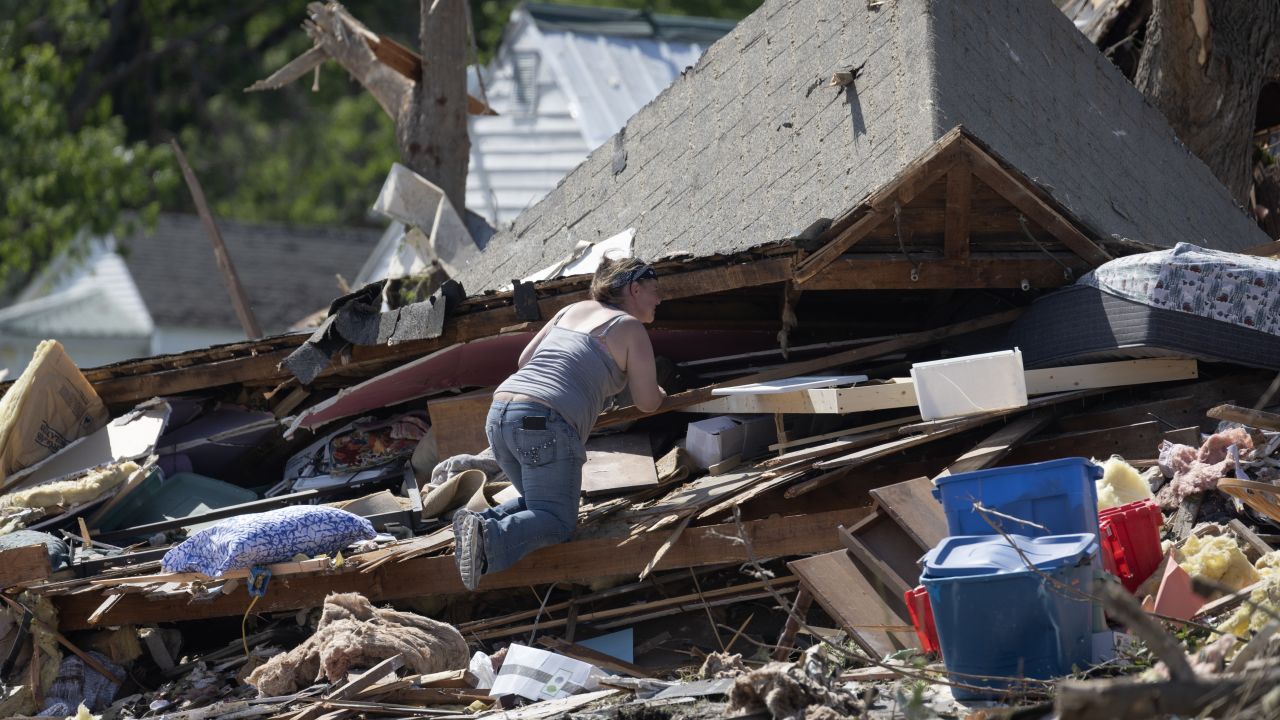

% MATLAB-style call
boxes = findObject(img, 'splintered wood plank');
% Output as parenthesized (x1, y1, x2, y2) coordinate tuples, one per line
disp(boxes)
(1000, 421, 1186, 466)
(582, 433, 658, 496)
(944, 159, 972, 259)
(1025, 358, 1198, 394)
(54, 507, 866, 630)
(935, 412, 1054, 478)
(959, 135, 1112, 267)
(1208, 404, 1280, 432)
(0, 544, 51, 589)
(868, 476, 949, 551)
(788, 551, 917, 658)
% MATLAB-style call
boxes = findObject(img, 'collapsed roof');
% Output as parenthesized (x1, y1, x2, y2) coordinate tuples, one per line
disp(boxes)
(456, 0, 1267, 295)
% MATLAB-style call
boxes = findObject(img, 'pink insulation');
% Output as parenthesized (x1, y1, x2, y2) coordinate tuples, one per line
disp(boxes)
(1156, 427, 1254, 508)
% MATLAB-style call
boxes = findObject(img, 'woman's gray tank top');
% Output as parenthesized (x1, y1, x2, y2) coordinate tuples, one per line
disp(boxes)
(495, 308, 629, 442)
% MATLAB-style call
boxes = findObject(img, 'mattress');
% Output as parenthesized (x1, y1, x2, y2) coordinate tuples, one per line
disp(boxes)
(1007, 284, 1280, 370)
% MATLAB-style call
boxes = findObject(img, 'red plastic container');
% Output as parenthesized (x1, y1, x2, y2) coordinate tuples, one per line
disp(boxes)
(1098, 499, 1163, 593)
(904, 585, 941, 656)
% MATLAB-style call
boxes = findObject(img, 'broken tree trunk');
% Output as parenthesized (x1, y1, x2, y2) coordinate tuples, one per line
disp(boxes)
(275, 2, 472, 211)
(1133, 0, 1280, 205)
(400, 0, 470, 211)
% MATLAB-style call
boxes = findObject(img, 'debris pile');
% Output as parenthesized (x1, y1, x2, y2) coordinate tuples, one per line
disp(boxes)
(3, 0, 1280, 715)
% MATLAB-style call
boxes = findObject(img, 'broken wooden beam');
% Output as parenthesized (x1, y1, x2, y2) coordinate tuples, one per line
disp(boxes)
(599, 308, 1025, 427)
(687, 358, 1197, 415)
(52, 507, 864, 630)
(1207, 403, 1280, 431)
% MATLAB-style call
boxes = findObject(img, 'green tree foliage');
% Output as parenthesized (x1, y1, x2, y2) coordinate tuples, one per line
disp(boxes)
(3, 0, 760, 279)
(0, 0, 177, 275)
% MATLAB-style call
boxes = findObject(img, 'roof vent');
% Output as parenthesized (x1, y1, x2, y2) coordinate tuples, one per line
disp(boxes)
(512, 51, 541, 116)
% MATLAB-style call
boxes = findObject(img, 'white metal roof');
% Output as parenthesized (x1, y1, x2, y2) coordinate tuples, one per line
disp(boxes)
(465, 4, 728, 228)
(0, 237, 153, 338)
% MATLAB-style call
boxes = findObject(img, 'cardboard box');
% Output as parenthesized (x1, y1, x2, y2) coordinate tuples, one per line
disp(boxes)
(685, 415, 777, 470)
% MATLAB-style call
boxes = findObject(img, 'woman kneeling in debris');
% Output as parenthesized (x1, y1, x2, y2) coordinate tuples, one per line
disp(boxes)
(453, 258, 666, 590)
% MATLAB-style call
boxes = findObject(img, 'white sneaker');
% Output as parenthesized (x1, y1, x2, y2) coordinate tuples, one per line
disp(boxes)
(453, 510, 485, 591)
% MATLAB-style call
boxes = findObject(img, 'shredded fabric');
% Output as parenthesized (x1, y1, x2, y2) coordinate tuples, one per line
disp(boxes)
(246, 592, 468, 696)
(725, 662, 863, 720)
(1156, 428, 1253, 508)
(699, 651, 746, 679)
(39, 651, 122, 717)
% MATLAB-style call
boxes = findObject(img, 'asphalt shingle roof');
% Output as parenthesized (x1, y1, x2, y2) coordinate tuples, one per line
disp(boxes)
(119, 214, 383, 333)
(455, 0, 1267, 295)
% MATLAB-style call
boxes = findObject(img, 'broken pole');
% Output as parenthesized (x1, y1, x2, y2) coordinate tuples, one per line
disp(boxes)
(169, 138, 263, 340)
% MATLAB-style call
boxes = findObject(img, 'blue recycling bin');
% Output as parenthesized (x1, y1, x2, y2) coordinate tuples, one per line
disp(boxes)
(922, 533, 1097, 699)
(932, 457, 1102, 538)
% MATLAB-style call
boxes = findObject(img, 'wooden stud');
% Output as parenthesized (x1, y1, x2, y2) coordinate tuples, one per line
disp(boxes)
(943, 157, 972, 259)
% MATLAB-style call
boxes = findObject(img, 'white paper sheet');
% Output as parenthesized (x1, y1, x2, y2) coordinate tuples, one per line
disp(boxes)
(490, 644, 603, 702)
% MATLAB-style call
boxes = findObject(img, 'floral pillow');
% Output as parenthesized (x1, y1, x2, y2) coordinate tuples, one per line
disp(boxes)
(162, 506, 376, 576)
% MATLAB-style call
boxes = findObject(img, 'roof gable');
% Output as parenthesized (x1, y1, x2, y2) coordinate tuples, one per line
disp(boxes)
(455, 0, 1267, 295)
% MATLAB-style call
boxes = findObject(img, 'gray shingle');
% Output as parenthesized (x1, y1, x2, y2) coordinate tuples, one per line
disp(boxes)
(456, 0, 1267, 295)
(119, 214, 383, 333)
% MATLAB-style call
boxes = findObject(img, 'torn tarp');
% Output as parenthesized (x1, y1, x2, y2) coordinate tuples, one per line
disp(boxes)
(281, 280, 465, 385)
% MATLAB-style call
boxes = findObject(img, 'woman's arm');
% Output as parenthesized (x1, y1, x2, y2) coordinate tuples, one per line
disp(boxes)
(618, 320, 666, 412)
(517, 318, 557, 368)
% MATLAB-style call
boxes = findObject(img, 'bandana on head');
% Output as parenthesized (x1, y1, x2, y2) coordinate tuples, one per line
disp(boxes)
(610, 264, 657, 289)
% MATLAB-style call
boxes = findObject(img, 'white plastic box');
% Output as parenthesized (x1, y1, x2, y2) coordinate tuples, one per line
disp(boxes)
(685, 415, 777, 470)
(910, 348, 1028, 421)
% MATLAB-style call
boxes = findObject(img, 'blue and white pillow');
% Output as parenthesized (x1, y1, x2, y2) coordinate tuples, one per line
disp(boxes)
(161, 506, 376, 576)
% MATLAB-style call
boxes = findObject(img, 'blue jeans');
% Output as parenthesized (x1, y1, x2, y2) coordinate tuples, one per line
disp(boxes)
(479, 401, 587, 575)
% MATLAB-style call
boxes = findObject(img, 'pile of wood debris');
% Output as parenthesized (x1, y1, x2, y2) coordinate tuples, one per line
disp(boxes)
(2, 290, 1280, 718)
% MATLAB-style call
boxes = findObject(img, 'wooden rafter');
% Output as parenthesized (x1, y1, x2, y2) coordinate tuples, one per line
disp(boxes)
(793, 126, 966, 283)
(957, 135, 1112, 266)
(943, 155, 972, 259)
(796, 125, 1114, 285)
